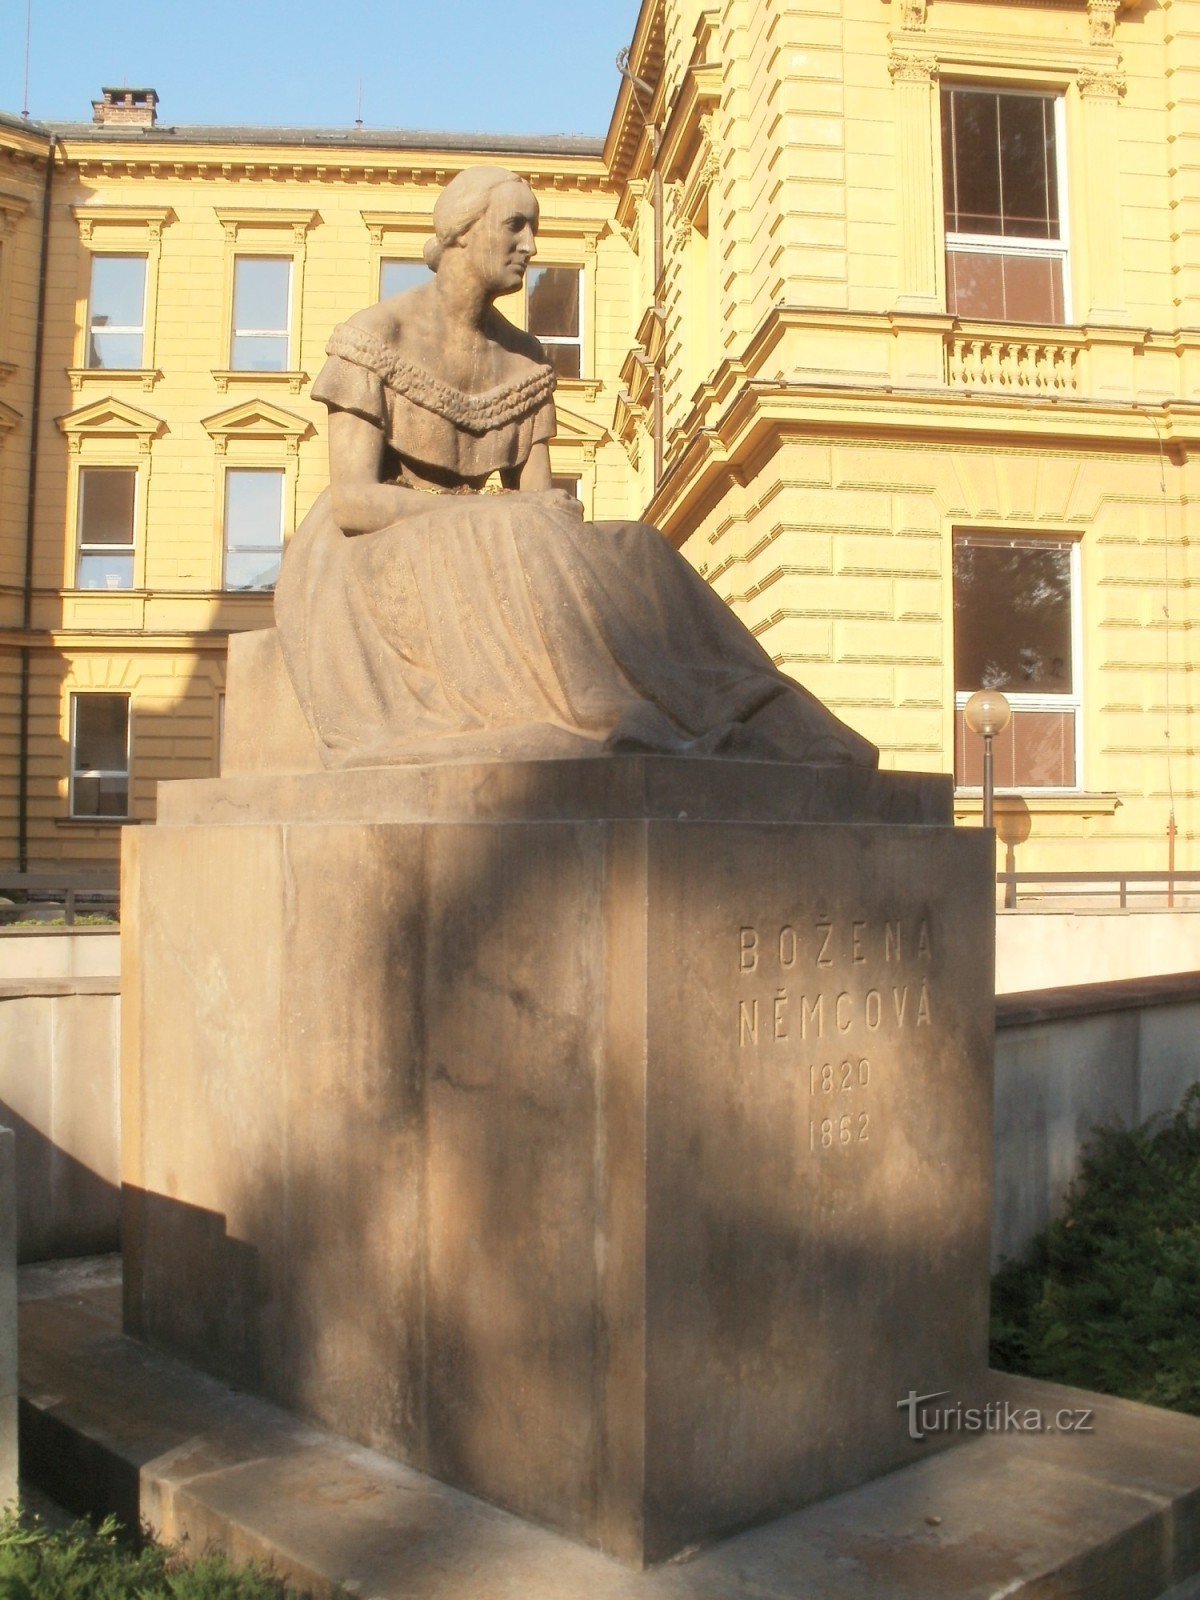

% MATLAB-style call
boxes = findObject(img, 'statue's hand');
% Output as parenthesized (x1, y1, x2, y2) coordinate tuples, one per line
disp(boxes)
(543, 487, 585, 519)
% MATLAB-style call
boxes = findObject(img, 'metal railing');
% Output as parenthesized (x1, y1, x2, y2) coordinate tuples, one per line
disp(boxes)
(0, 871, 120, 926)
(997, 870, 1200, 911)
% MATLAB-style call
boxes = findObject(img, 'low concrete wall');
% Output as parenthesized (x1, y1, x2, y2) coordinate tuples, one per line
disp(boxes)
(1, 946, 1195, 1282)
(993, 973, 1200, 1266)
(1, 1126, 16, 1507)
(0, 981, 121, 1263)
(0, 929, 120, 983)
(996, 909, 1200, 993)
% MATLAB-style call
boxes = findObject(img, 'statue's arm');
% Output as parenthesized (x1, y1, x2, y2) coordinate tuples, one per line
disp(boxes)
(328, 410, 429, 536)
(501, 442, 583, 515)
(513, 442, 551, 490)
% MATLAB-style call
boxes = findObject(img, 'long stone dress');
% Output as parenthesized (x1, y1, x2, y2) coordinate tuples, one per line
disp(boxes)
(274, 323, 878, 770)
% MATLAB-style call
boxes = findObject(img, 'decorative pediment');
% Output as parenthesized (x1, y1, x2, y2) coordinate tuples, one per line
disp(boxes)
(202, 399, 313, 455)
(214, 207, 320, 245)
(0, 399, 21, 436)
(72, 204, 175, 243)
(552, 405, 608, 464)
(553, 405, 608, 447)
(535, 215, 605, 258)
(0, 190, 31, 235)
(360, 209, 429, 245)
(882, 0, 1135, 43)
(56, 395, 166, 453)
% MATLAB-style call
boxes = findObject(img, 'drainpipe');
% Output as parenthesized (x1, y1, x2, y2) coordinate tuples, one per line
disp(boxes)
(18, 133, 55, 871)
(616, 50, 665, 492)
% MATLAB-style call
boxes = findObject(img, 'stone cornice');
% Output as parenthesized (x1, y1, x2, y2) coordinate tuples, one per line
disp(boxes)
(604, 0, 667, 186)
(56, 139, 608, 193)
(650, 365, 1200, 543)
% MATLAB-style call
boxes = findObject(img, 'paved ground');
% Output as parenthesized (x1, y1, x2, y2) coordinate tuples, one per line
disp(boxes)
(18, 1258, 1200, 1600)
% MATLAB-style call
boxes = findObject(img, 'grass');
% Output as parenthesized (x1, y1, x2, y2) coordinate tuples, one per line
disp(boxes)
(0, 915, 117, 930)
(991, 1082, 1200, 1415)
(0, 1513, 313, 1600)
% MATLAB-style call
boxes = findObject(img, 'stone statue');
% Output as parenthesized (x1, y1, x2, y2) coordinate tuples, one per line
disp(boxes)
(274, 166, 877, 769)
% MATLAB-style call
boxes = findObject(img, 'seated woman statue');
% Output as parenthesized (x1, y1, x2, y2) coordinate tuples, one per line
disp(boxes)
(274, 166, 877, 770)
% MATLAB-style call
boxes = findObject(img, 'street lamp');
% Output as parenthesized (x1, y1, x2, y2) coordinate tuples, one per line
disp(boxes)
(963, 688, 1012, 832)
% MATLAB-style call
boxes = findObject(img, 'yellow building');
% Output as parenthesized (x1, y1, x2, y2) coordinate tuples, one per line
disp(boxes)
(1, 0, 1196, 880)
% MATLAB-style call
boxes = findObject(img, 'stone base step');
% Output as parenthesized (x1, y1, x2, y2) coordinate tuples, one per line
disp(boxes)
(19, 1258, 1200, 1600)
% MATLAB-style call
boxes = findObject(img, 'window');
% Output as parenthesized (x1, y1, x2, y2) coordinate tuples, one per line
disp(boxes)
(942, 87, 1068, 324)
(70, 694, 130, 818)
(224, 468, 284, 590)
(526, 265, 582, 379)
(379, 258, 430, 299)
(77, 467, 136, 589)
(551, 475, 580, 500)
(953, 534, 1081, 788)
(87, 255, 147, 369)
(231, 257, 291, 371)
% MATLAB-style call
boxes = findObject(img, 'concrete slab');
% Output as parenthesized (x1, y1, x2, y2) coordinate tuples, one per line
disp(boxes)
(19, 1261, 1200, 1600)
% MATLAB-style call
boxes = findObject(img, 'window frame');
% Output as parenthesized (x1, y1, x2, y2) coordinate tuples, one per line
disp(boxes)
(229, 254, 294, 373)
(69, 691, 132, 821)
(85, 252, 148, 372)
(942, 84, 1073, 326)
(70, 206, 171, 385)
(525, 262, 586, 381)
(75, 464, 138, 592)
(952, 531, 1084, 793)
(221, 465, 286, 592)
(378, 256, 431, 301)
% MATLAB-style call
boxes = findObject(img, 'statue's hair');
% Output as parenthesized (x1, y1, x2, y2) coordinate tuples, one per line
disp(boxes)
(424, 166, 530, 271)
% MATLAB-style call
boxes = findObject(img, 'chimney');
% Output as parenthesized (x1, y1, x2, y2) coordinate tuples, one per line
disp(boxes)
(91, 87, 159, 128)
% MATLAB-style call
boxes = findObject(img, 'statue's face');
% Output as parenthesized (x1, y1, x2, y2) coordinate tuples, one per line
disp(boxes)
(461, 179, 539, 295)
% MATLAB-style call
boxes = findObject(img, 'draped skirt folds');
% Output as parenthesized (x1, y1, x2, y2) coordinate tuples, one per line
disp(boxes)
(273, 488, 878, 770)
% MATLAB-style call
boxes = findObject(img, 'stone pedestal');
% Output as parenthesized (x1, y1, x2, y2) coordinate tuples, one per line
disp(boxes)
(0, 1125, 16, 1509)
(122, 754, 994, 1567)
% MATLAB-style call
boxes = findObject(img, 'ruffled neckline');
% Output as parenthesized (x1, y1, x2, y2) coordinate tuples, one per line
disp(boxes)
(327, 322, 556, 436)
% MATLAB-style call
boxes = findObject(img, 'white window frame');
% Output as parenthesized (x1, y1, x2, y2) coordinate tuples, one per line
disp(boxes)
(230, 255, 293, 371)
(76, 465, 138, 591)
(953, 534, 1083, 793)
(222, 466, 286, 591)
(943, 87, 1072, 325)
(69, 692, 131, 819)
(526, 264, 585, 379)
(86, 253, 148, 371)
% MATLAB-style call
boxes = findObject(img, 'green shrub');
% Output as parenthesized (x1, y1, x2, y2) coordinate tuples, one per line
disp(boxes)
(0, 1513, 308, 1600)
(991, 1082, 1200, 1414)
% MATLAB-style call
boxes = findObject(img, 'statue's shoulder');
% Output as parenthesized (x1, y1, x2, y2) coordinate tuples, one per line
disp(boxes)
(329, 292, 438, 382)
(488, 306, 550, 372)
(334, 285, 435, 361)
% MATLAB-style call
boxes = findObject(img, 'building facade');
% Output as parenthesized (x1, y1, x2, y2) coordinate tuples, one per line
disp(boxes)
(0, 0, 1196, 877)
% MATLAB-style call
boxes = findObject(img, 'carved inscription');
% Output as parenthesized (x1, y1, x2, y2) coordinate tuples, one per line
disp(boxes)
(736, 915, 935, 1158)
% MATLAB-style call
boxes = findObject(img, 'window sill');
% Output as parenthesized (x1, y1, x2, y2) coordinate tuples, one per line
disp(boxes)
(954, 791, 1120, 818)
(212, 369, 309, 395)
(555, 377, 603, 403)
(69, 368, 161, 393)
(56, 816, 139, 828)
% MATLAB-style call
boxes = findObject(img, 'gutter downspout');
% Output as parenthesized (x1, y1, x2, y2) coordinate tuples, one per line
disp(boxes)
(18, 133, 55, 871)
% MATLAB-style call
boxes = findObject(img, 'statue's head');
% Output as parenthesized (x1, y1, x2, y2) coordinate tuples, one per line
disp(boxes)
(424, 166, 539, 295)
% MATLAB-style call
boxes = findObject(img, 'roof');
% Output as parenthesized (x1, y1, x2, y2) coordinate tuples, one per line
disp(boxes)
(0, 108, 51, 137)
(41, 120, 606, 157)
